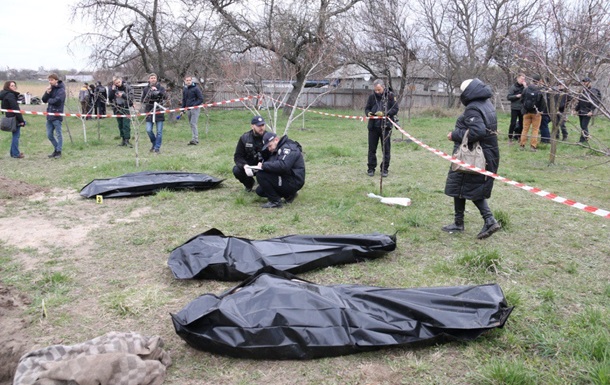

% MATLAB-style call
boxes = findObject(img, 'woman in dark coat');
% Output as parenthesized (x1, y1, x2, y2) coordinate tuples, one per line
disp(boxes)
(0, 81, 26, 158)
(443, 78, 501, 239)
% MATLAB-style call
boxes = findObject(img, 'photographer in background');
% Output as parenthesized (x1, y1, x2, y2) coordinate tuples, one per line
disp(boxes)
(108, 77, 134, 147)
(142, 73, 167, 154)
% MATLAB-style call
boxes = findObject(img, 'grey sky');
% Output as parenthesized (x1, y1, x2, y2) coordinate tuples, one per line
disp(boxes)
(0, 0, 91, 71)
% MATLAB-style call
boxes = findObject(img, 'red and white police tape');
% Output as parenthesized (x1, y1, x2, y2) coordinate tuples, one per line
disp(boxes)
(0, 95, 257, 119)
(3, 93, 608, 219)
(264, 95, 610, 219)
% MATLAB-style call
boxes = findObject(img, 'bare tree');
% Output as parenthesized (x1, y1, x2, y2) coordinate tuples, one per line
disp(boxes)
(506, 0, 610, 162)
(71, 0, 224, 88)
(415, 0, 541, 106)
(207, 0, 362, 122)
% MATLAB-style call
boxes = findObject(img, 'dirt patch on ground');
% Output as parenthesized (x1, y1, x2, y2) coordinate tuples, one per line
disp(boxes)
(0, 284, 32, 384)
(0, 176, 48, 201)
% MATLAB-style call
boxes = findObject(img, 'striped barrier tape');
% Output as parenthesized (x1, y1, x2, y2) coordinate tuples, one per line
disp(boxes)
(387, 118, 610, 219)
(263, 94, 610, 219)
(2, 91, 608, 219)
(0, 95, 257, 119)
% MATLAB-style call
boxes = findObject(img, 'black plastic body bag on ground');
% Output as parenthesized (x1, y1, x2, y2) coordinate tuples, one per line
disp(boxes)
(80, 171, 224, 198)
(171, 267, 513, 359)
(167, 228, 397, 281)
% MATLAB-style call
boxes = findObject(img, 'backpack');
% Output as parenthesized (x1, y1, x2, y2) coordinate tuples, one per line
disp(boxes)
(522, 87, 540, 113)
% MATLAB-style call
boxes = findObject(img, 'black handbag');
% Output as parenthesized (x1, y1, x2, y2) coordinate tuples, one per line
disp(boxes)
(451, 129, 486, 174)
(1, 116, 17, 133)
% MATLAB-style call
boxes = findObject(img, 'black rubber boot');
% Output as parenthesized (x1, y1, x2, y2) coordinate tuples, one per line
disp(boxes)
(477, 217, 501, 239)
(442, 220, 464, 233)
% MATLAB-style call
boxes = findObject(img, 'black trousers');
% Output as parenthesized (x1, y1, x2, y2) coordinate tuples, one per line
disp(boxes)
(508, 109, 523, 140)
(233, 165, 256, 190)
(255, 172, 301, 202)
(367, 127, 392, 172)
(579, 115, 591, 142)
(453, 197, 492, 221)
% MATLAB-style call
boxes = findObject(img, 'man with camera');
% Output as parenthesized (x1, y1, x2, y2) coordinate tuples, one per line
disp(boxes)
(108, 77, 134, 147)
(142, 73, 167, 154)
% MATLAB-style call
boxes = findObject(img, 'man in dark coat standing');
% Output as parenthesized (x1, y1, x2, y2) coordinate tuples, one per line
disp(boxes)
(506, 73, 526, 144)
(573, 77, 602, 143)
(443, 78, 501, 239)
(364, 79, 399, 177)
(41, 73, 66, 159)
(255, 132, 305, 208)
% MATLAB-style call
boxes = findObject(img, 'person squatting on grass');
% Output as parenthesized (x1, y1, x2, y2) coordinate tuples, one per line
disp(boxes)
(142, 73, 167, 154)
(0, 81, 27, 158)
(364, 79, 399, 178)
(443, 78, 501, 240)
(42, 73, 66, 159)
(255, 131, 305, 209)
(181, 75, 204, 145)
(233, 115, 268, 192)
(108, 77, 134, 148)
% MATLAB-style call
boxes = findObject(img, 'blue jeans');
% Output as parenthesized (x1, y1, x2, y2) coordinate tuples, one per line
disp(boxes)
(46, 120, 63, 152)
(10, 126, 21, 157)
(146, 121, 164, 150)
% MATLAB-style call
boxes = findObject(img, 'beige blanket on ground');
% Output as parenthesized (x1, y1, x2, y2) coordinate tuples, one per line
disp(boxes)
(13, 331, 172, 385)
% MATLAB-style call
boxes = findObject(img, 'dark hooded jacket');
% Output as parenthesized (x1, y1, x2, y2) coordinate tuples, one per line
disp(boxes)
(142, 82, 167, 122)
(41, 80, 66, 122)
(0, 89, 25, 125)
(261, 135, 305, 188)
(445, 78, 499, 200)
(182, 83, 204, 108)
(506, 81, 525, 111)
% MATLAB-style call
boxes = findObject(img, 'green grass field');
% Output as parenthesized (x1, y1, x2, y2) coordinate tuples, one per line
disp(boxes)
(1, 104, 609, 385)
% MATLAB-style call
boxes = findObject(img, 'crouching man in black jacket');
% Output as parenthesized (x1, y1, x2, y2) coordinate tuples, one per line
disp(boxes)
(255, 132, 305, 208)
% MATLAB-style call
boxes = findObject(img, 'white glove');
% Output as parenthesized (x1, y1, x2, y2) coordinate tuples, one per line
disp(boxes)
(245, 166, 254, 177)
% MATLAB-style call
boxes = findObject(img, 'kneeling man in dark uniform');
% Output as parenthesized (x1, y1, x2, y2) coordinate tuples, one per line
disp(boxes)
(255, 132, 305, 208)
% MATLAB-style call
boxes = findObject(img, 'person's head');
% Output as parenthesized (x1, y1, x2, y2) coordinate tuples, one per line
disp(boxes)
(113, 77, 123, 87)
(48, 73, 59, 86)
(581, 77, 591, 86)
(184, 76, 193, 86)
(532, 74, 541, 84)
(516, 73, 526, 84)
(148, 73, 158, 84)
(3, 81, 17, 92)
(250, 115, 266, 136)
(262, 132, 279, 153)
(373, 79, 385, 95)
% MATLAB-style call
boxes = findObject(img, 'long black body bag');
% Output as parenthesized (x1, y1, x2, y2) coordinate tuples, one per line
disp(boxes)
(80, 171, 224, 198)
(171, 268, 513, 359)
(167, 229, 397, 281)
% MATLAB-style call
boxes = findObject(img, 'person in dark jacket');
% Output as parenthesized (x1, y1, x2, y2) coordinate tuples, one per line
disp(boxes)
(142, 73, 166, 153)
(181, 75, 204, 145)
(443, 78, 501, 240)
(94, 81, 107, 116)
(519, 74, 545, 151)
(41, 73, 66, 159)
(364, 79, 399, 177)
(108, 77, 134, 147)
(555, 83, 571, 141)
(255, 132, 305, 208)
(233, 115, 268, 192)
(0, 81, 26, 158)
(573, 77, 602, 143)
(506, 73, 526, 143)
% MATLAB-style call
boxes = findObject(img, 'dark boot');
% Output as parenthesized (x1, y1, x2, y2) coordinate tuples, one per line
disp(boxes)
(442, 220, 464, 233)
(53, 151, 62, 159)
(48, 150, 57, 158)
(124, 139, 133, 148)
(477, 217, 501, 239)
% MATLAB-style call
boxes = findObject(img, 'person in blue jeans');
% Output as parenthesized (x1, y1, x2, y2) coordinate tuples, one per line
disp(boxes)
(0, 81, 27, 158)
(41, 74, 66, 158)
(142, 73, 166, 154)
